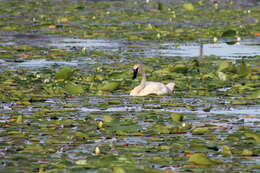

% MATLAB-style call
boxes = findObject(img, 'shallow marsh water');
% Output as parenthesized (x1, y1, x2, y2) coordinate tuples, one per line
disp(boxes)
(0, 33, 260, 172)
(1, 34, 260, 69)
(0, 0, 260, 172)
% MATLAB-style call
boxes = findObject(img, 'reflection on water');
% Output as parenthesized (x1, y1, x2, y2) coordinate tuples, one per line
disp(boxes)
(81, 105, 260, 115)
(0, 34, 259, 70)
(151, 40, 260, 58)
(18, 59, 79, 68)
(1, 34, 260, 60)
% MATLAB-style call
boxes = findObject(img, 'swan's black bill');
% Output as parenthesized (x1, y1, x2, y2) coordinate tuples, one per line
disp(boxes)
(132, 68, 138, 80)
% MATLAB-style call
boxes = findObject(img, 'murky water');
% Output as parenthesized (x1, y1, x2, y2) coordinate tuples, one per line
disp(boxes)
(0, 33, 259, 172)
(18, 59, 79, 68)
(0, 34, 260, 69)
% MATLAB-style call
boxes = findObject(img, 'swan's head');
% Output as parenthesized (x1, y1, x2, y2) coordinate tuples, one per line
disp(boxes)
(132, 64, 141, 80)
(166, 82, 175, 92)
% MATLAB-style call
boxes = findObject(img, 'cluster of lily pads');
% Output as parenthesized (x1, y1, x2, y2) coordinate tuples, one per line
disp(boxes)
(0, 0, 260, 172)
(0, 0, 259, 41)
(0, 44, 260, 172)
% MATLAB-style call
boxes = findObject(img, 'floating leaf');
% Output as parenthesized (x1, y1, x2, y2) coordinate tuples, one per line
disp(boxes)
(99, 82, 119, 92)
(218, 61, 230, 72)
(55, 68, 74, 81)
(16, 115, 23, 124)
(192, 127, 209, 135)
(176, 28, 184, 33)
(113, 167, 126, 173)
(74, 132, 88, 140)
(64, 82, 84, 95)
(221, 29, 236, 38)
(116, 130, 128, 136)
(171, 113, 184, 122)
(250, 90, 260, 99)
(222, 145, 232, 156)
(104, 115, 113, 123)
(238, 59, 249, 78)
(160, 145, 170, 150)
(22, 144, 43, 153)
(244, 132, 260, 142)
(158, 2, 165, 11)
(188, 153, 214, 165)
(183, 3, 194, 11)
(226, 41, 236, 45)
(242, 149, 253, 156)
(169, 64, 189, 73)
(75, 159, 87, 165)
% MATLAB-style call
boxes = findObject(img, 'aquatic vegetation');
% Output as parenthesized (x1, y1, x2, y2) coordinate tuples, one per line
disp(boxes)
(0, 0, 259, 172)
(0, 0, 259, 41)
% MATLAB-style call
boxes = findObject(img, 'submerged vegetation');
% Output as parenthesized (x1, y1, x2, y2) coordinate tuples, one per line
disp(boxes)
(0, 0, 260, 172)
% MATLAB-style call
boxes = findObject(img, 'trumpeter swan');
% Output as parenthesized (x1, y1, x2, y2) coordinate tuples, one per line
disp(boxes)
(130, 64, 175, 96)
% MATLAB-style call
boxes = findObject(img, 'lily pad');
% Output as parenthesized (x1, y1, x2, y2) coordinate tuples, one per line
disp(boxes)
(99, 82, 119, 92)
(242, 149, 253, 156)
(188, 153, 214, 165)
(169, 64, 189, 74)
(113, 167, 126, 173)
(16, 115, 23, 124)
(171, 113, 184, 122)
(250, 90, 260, 99)
(64, 82, 84, 95)
(218, 61, 230, 72)
(183, 3, 194, 11)
(244, 132, 260, 142)
(221, 29, 236, 38)
(55, 68, 74, 81)
(192, 127, 209, 135)
(222, 145, 232, 156)
(104, 115, 113, 124)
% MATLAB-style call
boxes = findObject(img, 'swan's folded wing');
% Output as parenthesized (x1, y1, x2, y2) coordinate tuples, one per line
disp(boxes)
(139, 82, 169, 96)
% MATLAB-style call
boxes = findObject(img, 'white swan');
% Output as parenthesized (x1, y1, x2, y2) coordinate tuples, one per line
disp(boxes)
(130, 64, 175, 96)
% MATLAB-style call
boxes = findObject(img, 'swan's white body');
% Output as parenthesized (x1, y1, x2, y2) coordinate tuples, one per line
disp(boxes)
(130, 64, 175, 96)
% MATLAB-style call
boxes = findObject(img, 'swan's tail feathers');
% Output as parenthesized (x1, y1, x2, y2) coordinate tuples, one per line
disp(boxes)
(166, 82, 175, 92)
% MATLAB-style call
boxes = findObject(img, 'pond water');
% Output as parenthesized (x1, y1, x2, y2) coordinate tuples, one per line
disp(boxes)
(0, 0, 260, 171)
(0, 33, 259, 172)
(1, 34, 260, 69)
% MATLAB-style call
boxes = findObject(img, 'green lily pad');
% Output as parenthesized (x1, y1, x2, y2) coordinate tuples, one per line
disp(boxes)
(64, 82, 84, 95)
(75, 159, 87, 165)
(222, 145, 232, 156)
(171, 113, 184, 122)
(250, 90, 260, 99)
(113, 167, 126, 173)
(183, 3, 194, 11)
(244, 132, 260, 142)
(169, 64, 189, 74)
(16, 115, 23, 124)
(192, 127, 209, 135)
(221, 29, 236, 38)
(55, 68, 74, 81)
(242, 149, 253, 156)
(104, 115, 113, 124)
(218, 61, 230, 72)
(99, 82, 119, 92)
(188, 153, 214, 165)
(22, 144, 43, 154)
(238, 59, 249, 78)
(158, 2, 165, 11)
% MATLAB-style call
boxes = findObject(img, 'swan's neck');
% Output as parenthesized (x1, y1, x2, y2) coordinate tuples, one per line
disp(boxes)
(140, 67, 146, 87)
(134, 66, 146, 94)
